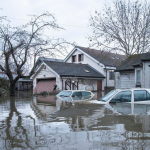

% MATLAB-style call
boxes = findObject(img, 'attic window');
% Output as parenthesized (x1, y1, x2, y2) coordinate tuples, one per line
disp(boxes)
(85, 70, 90, 73)
(78, 54, 84, 62)
(72, 55, 76, 62)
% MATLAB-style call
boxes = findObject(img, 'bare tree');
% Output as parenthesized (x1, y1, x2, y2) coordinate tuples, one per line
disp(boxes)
(89, 0, 150, 56)
(0, 12, 71, 96)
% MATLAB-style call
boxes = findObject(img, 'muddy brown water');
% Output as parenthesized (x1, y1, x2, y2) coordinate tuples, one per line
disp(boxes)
(0, 92, 150, 150)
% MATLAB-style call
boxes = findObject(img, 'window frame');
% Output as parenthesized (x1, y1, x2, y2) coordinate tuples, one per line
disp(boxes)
(78, 54, 84, 62)
(72, 55, 76, 62)
(136, 69, 141, 84)
(109, 70, 115, 80)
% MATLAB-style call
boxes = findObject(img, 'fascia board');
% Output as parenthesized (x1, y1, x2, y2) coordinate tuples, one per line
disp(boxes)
(105, 66, 116, 70)
(63, 48, 77, 62)
(30, 62, 60, 79)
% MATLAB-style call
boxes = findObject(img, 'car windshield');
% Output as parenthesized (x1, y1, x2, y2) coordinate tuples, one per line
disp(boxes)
(99, 90, 118, 102)
(57, 91, 72, 97)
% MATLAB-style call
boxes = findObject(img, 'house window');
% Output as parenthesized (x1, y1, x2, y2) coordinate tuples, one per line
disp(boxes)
(78, 54, 83, 62)
(109, 70, 115, 80)
(72, 55, 76, 62)
(136, 70, 141, 84)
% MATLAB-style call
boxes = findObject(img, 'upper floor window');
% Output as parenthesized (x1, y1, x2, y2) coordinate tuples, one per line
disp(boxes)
(78, 54, 84, 62)
(72, 55, 76, 62)
(109, 70, 115, 80)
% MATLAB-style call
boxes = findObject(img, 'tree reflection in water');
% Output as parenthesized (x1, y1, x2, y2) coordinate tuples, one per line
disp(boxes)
(1, 96, 150, 149)
(0, 98, 40, 150)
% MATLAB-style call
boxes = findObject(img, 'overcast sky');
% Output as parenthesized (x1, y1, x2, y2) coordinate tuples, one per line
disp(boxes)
(1, 0, 114, 51)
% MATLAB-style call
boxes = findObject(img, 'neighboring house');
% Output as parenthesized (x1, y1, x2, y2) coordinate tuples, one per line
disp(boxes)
(17, 78, 33, 91)
(31, 61, 105, 94)
(31, 46, 125, 94)
(64, 46, 125, 91)
(115, 53, 150, 89)
(0, 72, 17, 80)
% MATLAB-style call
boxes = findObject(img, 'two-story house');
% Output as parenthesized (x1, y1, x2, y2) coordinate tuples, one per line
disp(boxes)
(31, 46, 125, 94)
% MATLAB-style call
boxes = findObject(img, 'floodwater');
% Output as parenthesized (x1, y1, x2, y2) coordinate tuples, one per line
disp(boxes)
(0, 92, 150, 150)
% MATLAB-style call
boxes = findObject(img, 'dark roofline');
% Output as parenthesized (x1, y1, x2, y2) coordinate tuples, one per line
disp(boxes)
(60, 75, 105, 79)
(115, 69, 134, 72)
(43, 61, 105, 78)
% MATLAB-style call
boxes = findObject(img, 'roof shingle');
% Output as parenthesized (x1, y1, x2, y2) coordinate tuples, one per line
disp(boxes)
(116, 53, 150, 71)
(76, 46, 126, 67)
(44, 61, 105, 79)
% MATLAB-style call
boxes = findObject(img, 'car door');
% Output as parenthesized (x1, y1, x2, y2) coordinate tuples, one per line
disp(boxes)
(109, 90, 132, 103)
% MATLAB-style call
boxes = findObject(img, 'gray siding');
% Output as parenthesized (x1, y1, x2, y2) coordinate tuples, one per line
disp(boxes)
(120, 72, 135, 89)
(115, 71, 135, 89)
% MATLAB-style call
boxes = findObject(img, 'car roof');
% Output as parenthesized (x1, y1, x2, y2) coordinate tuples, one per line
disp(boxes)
(116, 88, 150, 92)
(60, 90, 92, 92)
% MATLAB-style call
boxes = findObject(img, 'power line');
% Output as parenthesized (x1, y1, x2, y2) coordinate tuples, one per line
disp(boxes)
(8, 17, 89, 28)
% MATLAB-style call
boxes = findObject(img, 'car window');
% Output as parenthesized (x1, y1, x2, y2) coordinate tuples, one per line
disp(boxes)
(57, 91, 71, 97)
(72, 92, 82, 97)
(81, 91, 91, 96)
(99, 90, 118, 102)
(110, 91, 131, 103)
(81, 91, 92, 100)
(134, 90, 150, 101)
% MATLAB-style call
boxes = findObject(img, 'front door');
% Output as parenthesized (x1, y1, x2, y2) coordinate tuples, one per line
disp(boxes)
(97, 80, 102, 91)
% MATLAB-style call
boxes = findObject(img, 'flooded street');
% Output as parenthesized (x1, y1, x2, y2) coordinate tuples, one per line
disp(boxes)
(0, 93, 150, 150)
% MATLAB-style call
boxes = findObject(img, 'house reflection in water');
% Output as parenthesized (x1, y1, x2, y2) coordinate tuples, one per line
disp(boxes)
(1, 97, 150, 149)
(31, 96, 150, 133)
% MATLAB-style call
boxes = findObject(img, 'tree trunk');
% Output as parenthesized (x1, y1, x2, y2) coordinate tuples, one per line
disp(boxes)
(9, 82, 16, 96)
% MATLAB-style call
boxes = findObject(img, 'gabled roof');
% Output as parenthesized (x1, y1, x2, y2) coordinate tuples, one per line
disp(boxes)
(30, 57, 63, 75)
(44, 61, 105, 79)
(115, 53, 150, 72)
(64, 46, 126, 67)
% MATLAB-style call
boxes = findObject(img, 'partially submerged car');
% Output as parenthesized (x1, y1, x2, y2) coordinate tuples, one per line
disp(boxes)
(89, 88, 150, 104)
(56, 90, 94, 101)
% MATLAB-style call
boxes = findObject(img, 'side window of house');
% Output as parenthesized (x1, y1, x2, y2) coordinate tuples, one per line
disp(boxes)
(72, 55, 76, 62)
(134, 90, 150, 101)
(78, 54, 84, 62)
(136, 70, 141, 85)
(110, 91, 131, 103)
(109, 70, 115, 80)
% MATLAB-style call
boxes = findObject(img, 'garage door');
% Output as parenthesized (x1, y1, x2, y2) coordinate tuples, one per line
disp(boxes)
(33, 78, 56, 94)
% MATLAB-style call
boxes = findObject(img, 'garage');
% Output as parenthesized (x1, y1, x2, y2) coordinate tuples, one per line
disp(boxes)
(33, 78, 56, 94)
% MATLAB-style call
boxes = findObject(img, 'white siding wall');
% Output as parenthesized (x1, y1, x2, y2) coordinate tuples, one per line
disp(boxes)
(142, 62, 150, 88)
(61, 78, 97, 91)
(65, 49, 115, 90)
(115, 71, 135, 89)
(33, 66, 61, 90)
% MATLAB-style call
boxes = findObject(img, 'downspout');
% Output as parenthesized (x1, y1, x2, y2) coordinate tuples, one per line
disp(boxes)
(105, 66, 107, 91)
(61, 77, 63, 90)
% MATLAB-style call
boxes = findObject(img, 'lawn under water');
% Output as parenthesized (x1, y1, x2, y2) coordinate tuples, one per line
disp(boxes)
(0, 93, 150, 150)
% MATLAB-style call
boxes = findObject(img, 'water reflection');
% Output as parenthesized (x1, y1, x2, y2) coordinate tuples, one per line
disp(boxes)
(0, 96, 150, 149)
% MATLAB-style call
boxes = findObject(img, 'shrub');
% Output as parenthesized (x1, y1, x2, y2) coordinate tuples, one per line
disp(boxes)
(0, 77, 9, 96)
